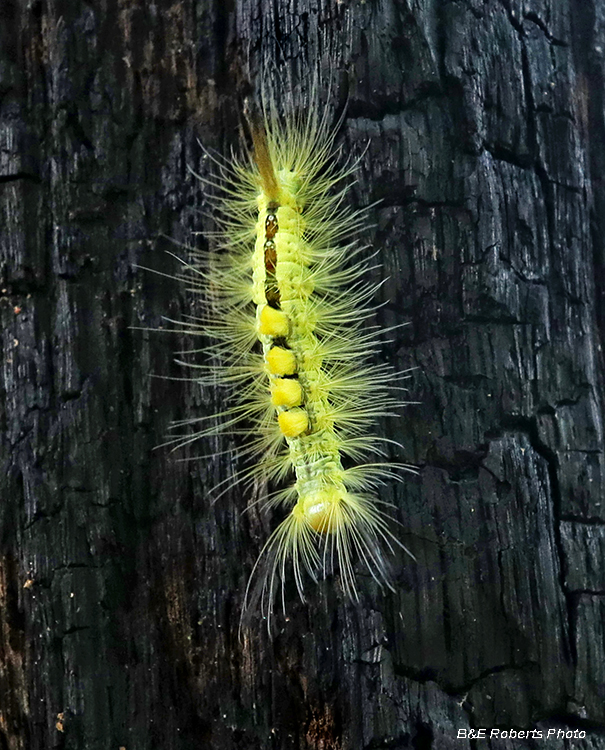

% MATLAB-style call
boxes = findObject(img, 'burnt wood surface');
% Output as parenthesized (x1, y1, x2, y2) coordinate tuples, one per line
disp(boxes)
(1, 0, 605, 748)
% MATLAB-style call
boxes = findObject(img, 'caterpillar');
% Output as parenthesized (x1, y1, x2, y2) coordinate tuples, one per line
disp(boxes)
(169, 78, 414, 622)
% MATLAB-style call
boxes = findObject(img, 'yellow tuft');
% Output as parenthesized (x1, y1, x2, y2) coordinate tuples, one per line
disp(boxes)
(270, 378, 302, 407)
(258, 305, 289, 336)
(265, 346, 296, 376)
(277, 408, 308, 437)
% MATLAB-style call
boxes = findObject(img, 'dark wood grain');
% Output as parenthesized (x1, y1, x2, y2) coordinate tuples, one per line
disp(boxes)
(1, 0, 604, 748)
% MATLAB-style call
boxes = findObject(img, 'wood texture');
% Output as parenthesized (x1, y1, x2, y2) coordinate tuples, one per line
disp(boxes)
(1, 0, 604, 748)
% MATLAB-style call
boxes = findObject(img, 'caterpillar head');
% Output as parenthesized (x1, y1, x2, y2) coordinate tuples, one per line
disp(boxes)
(294, 485, 343, 533)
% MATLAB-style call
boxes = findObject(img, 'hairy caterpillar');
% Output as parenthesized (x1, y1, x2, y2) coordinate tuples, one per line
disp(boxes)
(169, 79, 414, 621)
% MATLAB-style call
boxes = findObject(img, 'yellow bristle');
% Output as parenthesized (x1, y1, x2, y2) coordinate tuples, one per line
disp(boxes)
(277, 408, 308, 437)
(265, 347, 296, 376)
(258, 305, 289, 337)
(270, 378, 302, 408)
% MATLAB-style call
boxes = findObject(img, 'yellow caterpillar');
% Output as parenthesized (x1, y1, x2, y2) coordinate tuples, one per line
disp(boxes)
(173, 81, 414, 621)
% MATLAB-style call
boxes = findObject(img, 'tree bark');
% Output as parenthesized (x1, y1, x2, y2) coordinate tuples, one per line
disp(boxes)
(1, 0, 604, 748)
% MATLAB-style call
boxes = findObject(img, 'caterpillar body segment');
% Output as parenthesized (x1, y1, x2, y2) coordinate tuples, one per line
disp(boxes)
(183, 85, 414, 620)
